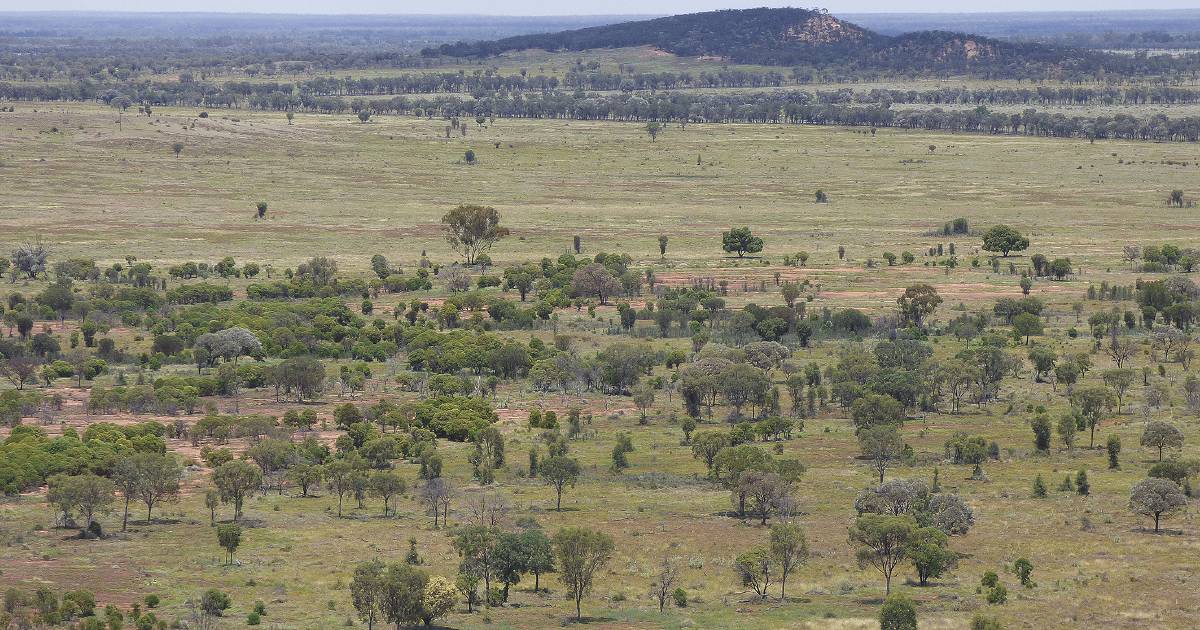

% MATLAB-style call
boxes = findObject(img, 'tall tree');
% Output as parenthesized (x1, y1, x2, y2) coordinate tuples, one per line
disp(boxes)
(981, 225, 1030, 257)
(212, 460, 262, 521)
(350, 559, 385, 630)
(652, 555, 680, 612)
(134, 452, 183, 524)
(323, 459, 355, 517)
(1071, 386, 1115, 448)
(46, 473, 115, 536)
(539, 456, 581, 511)
(369, 471, 407, 516)
(380, 563, 428, 628)
(216, 523, 241, 565)
(518, 528, 555, 592)
(442, 204, 509, 265)
(1141, 421, 1184, 461)
(769, 522, 808, 600)
(452, 525, 499, 605)
(859, 425, 905, 484)
(112, 455, 140, 532)
(849, 514, 916, 594)
(553, 527, 615, 620)
(570, 263, 622, 305)
(897, 284, 943, 328)
(733, 546, 772, 599)
(722, 227, 764, 258)
(1130, 477, 1187, 532)
(905, 526, 956, 586)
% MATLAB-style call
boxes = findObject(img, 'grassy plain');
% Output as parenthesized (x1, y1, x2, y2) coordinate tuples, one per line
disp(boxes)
(2, 101, 1198, 273)
(1, 100, 1200, 629)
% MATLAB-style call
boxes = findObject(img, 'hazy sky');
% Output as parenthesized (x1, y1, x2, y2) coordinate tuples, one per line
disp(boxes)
(6, 0, 1199, 14)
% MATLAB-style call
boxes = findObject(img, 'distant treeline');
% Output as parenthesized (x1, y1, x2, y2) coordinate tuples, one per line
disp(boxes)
(5, 82, 1200, 142)
(0, 69, 789, 102)
(1024, 31, 1200, 51)
(823, 85, 1200, 106)
(10, 73, 1200, 106)
(294, 69, 789, 95)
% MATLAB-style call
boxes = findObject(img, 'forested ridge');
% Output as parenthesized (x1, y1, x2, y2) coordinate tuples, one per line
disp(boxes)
(425, 8, 1200, 80)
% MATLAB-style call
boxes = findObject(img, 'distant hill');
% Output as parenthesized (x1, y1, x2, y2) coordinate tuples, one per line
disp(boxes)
(423, 7, 1090, 74)
(843, 9, 1200, 39)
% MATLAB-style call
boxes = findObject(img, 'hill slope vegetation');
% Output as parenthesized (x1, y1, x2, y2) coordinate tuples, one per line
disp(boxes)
(425, 7, 1104, 75)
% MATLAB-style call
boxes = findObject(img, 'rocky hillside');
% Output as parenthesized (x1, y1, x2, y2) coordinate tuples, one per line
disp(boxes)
(424, 7, 1093, 75)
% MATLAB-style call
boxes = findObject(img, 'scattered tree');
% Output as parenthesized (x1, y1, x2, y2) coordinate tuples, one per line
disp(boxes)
(722, 227, 764, 258)
(1129, 477, 1188, 532)
(769, 522, 808, 600)
(442, 204, 509, 265)
(1141, 421, 1184, 461)
(554, 527, 614, 620)
(981, 225, 1030, 257)
(849, 514, 916, 594)
(216, 523, 241, 565)
(540, 456, 581, 511)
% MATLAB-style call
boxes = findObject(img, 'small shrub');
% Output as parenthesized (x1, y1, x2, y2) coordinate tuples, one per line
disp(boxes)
(878, 594, 917, 630)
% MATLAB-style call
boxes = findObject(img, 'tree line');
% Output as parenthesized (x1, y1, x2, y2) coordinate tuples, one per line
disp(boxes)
(10, 81, 1200, 143)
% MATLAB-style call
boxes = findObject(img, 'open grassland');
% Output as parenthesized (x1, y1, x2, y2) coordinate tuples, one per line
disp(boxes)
(2, 100, 1200, 629)
(1, 101, 1199, 275)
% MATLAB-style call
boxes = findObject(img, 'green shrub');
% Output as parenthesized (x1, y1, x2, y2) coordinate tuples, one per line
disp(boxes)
(878, 594, 917, 630)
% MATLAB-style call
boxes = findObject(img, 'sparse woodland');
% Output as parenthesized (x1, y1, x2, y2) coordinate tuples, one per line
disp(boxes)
(3, 8, 1200, 630)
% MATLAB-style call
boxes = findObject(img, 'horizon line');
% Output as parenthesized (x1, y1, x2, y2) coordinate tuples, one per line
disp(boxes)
(4, 7, 1200, 17)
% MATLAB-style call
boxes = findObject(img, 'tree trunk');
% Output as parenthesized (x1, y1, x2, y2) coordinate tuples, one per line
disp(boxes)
(122, 495, 131, 531)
